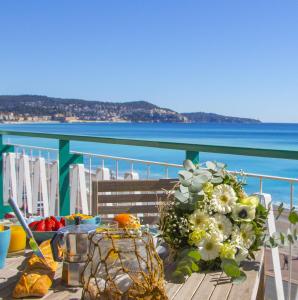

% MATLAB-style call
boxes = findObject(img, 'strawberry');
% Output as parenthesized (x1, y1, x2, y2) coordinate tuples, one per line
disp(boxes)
(60, 217, 65, 226)
(35, 220, 45, 232)
(55, 222, 64, 231)
(4, 213, 15, 219)
(45, 218, 51, 231)
(29, 220, 40, 230)
(50, 216, 58, 223)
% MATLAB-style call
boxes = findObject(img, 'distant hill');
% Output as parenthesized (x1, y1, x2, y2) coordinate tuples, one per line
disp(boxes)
(0, 95, 261, 123)
(182, 112, 261, 124)
(0, 95, 187, 123)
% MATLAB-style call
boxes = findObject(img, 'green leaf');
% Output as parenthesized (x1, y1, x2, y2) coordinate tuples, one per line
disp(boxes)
(178, 265, 192, 276)
(172, 270, 185, 283)
(276, 203, 284, 220)
(288, 234, 294, 244)
(288, 211, 298, 224)
(183, 160, 196, 171)
(280, 233, 285, 244)
(221, 259, 247, 284)
(190, 261, 199, 272)
(221, 259, 241, 278)
(187, 250, 201, 262)
(232, 271, 247, 284)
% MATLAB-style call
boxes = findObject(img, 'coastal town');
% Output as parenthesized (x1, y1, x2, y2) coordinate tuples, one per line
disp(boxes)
(0, 95, 260, 123)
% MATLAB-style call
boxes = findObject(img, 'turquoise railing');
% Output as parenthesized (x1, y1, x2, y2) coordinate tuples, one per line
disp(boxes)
(1, 130, 298, 217)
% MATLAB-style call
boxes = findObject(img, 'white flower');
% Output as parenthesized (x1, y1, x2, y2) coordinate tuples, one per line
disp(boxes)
(212, 214, 232, 241)
(235, 246, 249, 264)
(232, 204, 256, 222)
(211, 184, 237, 214)
(198, 236, 222, 261)
(231, 224, 255, 249)
(189, 210, 210, 229)
(239, 223, 255, 248)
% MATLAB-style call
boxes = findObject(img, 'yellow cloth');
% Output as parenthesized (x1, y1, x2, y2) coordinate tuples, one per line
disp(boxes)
(12, 240, 58, 298)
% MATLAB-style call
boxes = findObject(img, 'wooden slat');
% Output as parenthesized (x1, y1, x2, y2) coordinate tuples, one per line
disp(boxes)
(166, 282, 185, 299)
(98, 193, 168, 204)
(94, 179, 177, 192)
(209, 273, 232, 300)
(98, 204, 159, 214)
(172, 273, 206, 300)
(191, 272, 222, 300)
(92, 179, 98, 215)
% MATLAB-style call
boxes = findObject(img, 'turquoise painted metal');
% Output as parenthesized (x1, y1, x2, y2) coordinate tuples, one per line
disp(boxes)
(0, 135, 15, 218)
(1, 130, 298, 216)
(186, 151, 199, 164)
(59, 140, 83, 216)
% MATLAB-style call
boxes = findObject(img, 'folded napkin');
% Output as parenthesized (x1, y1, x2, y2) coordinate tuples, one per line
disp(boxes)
(12, 240, 58, 298)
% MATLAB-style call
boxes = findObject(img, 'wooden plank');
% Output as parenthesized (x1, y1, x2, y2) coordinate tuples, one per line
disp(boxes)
(98, 204, 159, 214)
(98, 193, 168, 204)
(191, 272, 222, 300)
(227, 249, 264, 300)
(209, 273, 232, 300)
(92, 179, 98, 215)
(166, 282, 185, 299)
(95, 179, 177, 192)
(172, 273, 205, 300)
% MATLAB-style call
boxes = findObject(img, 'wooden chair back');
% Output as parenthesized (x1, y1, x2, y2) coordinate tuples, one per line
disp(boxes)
(92, 179, 177, 224)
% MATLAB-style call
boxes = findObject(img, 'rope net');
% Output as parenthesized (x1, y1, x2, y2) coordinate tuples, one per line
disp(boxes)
(81, 229, 168, 300)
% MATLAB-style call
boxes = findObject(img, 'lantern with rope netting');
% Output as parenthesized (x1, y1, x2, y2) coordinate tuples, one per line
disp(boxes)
(81, 229, 168, 300)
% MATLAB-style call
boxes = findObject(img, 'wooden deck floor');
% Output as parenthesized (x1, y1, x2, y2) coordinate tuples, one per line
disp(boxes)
(0, 250, 264, 300)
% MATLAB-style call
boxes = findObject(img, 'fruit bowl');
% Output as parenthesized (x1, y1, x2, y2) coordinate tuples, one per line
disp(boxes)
(32, 231, 57, 243)
(28, 216, 65, 244)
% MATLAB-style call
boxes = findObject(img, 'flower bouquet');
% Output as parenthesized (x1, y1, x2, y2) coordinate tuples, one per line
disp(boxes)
(159, 160, 268, 283)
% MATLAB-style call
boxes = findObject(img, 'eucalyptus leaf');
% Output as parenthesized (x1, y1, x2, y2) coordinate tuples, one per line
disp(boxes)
(175, 190, 189, 203)
(206, 161, 216, 170)
(183, 160, 196, 172)
(178, 170, 193, 181)
(180, 185, 189, 194)
(211, 177, 223, 184)
(189, 179, 203, 193)
(216, 162, 226, 169)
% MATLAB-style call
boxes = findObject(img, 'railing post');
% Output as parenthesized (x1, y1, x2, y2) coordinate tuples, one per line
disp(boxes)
(59, 140, 83, 216)
(0, 135, 15, 218)
(185, 150, 199, 164)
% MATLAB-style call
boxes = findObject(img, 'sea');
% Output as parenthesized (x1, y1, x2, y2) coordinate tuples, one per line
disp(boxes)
(1, 122, 298, 206)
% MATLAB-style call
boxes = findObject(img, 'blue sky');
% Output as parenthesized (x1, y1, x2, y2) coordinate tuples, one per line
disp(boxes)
(0, 1, 297, 122)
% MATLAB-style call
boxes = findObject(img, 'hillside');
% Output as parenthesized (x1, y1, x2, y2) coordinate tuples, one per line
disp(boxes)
(182, 112, 261, 124)
(0, 95, 261, 123)
(0, 95, 187, 123)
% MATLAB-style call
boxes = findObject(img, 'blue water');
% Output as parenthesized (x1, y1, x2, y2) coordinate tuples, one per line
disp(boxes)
(1, 122, 298, 205)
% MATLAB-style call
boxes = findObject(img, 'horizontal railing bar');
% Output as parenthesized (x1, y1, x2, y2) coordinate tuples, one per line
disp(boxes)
(70, 150, 183, 168)
(9, 143, 57, 152)
(5, 142, 298, 183)
(2, 130, 298, 160)
(229, 170, 298, 183)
